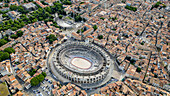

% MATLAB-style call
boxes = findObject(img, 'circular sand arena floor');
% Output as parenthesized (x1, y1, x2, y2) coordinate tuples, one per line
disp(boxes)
(71, 57, 92, 69)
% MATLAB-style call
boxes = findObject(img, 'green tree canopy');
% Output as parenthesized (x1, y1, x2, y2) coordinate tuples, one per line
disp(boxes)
(30, 77, 39, 86)
(42, 72, 46, 77)
(46, 34, 58, 44)
(10, 34, 18, 39)
(93, 25, 98, 31)
(28, 69, 36, 76)
(63, 0, 72, 5)
(98, 35, 103, 40)
(30, 73, 45, 86)
(136, 67, 141, 72)
(37, 74, 44, 82)
(59, 15, 63, 19)
(0, 39, 8, 47)
(4, 47, 15, 54)
(0, 52, 10, 61)
(125, 5, 137, 12)
(16, 30, 23, 37)
(10, 5, 18, 10)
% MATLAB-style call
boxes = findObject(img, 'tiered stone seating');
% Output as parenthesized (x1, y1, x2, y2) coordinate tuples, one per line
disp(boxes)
(51, 41, 112, 84)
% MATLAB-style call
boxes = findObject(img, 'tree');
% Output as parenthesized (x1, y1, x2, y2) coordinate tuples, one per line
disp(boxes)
(136, 67, 141, 72)
(77, 30, 80, 34)
(59, 15, 63, 19)
(141, 42, 144, 45)
(2, 14, 8, 18)
(63, 0, 71, 5)
(100, 17, 105, 20)
(125, 6, 137, 12)
(28, 0, 33, 2)
(16, 30, 23, 37)
(30, 77, 39, 86)
(42, 72, 46, 77)
(4, 47, 15, 54)
(41, 1, 48, 5)
(18, 6, 28, 14)
(28, 69, 36, 76)
(11, 27, 17, 31)
(30, 73, 45, 86)
(10, 34, 18, 39)
(154, 1, 161, 8)
(0, 52, 10, 61)
(5, 0, 10, 3)
(46, 34, 57, 44)
(77, 6, 80, 11)
(98, 35, 103, 40)
(37, 74, 44, 82)
(75, 15, 82, 22)
(10, 5, 18, 10)
(93, 25, 98, 31)
(4, 4, 9, 7)
(154, 74, 158, 78)
(45, 7, 52, 14)
(0, 39, 8, 47)
(83, 18, 86, 22)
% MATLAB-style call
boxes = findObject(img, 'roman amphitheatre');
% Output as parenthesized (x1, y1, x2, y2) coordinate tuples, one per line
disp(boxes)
(48, 40, 123, 89)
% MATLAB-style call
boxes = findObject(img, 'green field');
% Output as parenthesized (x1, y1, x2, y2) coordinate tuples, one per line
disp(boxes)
(0, 82, 10, 96)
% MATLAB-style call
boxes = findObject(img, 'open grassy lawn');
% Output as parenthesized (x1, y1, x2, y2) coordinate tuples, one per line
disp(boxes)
(0, 82, 10, 96)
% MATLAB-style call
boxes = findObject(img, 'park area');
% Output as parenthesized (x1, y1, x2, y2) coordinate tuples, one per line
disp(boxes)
(0, 82, 10, 96)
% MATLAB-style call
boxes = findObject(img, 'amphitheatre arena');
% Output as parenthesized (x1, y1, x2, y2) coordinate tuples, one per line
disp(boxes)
(48, 40, 121, 88)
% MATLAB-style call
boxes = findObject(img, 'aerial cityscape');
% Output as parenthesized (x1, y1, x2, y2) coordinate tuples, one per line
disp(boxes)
(0, 0, 169, 96)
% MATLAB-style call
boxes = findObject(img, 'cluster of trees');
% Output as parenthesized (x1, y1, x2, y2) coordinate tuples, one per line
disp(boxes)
(136, 67, 141, 72)
(0, 36, 10, 47)
(152, 1, 161, 9)
(0, 10, 9, 14)
(40, 1, 48, 5)
(4, 47, 15, 54)
(0, 2, 67, 48)
(10, 5, 29, 14)
(98, 35, 103, 40)
(61, 0, 72, 5)
(4, 4, 9, 7)
(30, 72, 46, 86)
(59, 15, 63, 19)
(70, 12, 84, 22)
(77, 28, 85, 34)
(0, 51, 10, 62)
(28, 69, 36, 76)
(51, 21, 60, 28)
(0, 47, 15, 62)
(0, 18, 25, 31)
(151, 1, 166, 9)
(80, 2, 85, 4)
(140, 42, 145, 45)
(125, 5, 137, 12)
(0, 39, 8, 47)
(0, 0, 9, 2)
(110, 17, 118, 21)
(125, 56, 136, 65)
(112, 28, 116, 31)
(75, 14, 82, 22)
(29, 2, 66, 23)
(10, 30, 23, 39)
(46, 34, 58, 44)
(0, 2, 66, 32)
(121, 0, 126, 3)
(100, 17, 105, 20)
(93, 25, 98, 31)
